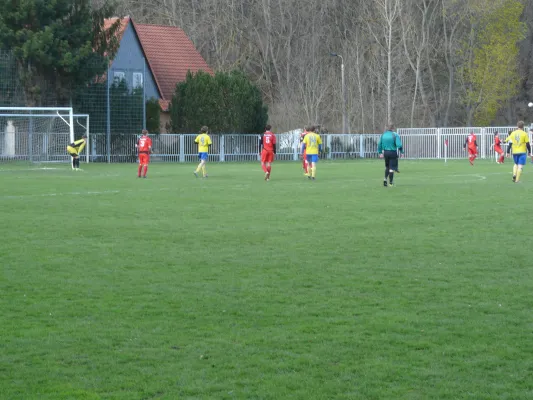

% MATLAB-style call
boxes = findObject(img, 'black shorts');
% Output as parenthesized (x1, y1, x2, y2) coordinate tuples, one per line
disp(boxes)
(384, 150, 398, 171)
(68, 151, 79, 158)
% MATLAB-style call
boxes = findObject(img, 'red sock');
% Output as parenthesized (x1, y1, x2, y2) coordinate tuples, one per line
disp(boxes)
(261, 164, 268, 173)
(267, 166, 271, 174)
(303, 162, 308, 173)
(143, 165, 148, 177)
(138, 165, 142, 177)
(499, 155, 504, 163)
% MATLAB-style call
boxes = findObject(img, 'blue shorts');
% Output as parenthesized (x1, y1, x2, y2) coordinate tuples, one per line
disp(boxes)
(306, 154, 319, 163)
(513, 153, 526, 165)
(198, 152, 208, 161)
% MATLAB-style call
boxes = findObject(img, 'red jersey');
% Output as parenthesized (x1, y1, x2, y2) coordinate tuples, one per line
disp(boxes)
(137, 135, 152, 153)
(261, 131, 276, 152)
(494, 136, 502, 148)
(466, 133, 477, 149)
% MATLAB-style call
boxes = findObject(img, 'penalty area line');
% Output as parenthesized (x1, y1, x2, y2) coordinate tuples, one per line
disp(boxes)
(0, 187, 172, 200)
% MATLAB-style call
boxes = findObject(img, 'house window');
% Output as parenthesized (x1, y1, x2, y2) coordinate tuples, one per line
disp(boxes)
(133, 72, 144, 89)
(113, 71, 125, 83)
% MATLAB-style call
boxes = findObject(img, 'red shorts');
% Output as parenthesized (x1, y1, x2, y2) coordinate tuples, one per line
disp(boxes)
(495, 147, 503, 155)
(139, 153, 150, 164)
(261, 150, 274, 163)
(468, 148, 477, 156)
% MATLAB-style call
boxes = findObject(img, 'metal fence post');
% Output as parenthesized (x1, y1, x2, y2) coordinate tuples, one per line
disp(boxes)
(220, 135, 225, 162)
(360, 134, 364, 158)
(437, 128, 441, 159)
(179, 134, 185, 162)
(481, 128, 486, 159)
(293, 132, 298, 161)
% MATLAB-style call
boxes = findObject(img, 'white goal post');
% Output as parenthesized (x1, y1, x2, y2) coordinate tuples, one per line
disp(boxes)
(0, 107, 90, 163)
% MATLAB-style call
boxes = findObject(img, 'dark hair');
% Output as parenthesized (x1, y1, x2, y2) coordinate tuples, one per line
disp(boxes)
(200, 126, 208, 133)
(494, 132, 499, 136)
(141, 129, 148, 135)
(309, 125, 316, 132)
(265, 124, 272, 131)
(517, 121, 524, 129)
(386, 123, 395, 131)
(82, 134, 87, 139)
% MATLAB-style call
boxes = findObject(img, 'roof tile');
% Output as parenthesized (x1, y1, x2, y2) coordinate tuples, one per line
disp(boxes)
(134, 23, 213, 101)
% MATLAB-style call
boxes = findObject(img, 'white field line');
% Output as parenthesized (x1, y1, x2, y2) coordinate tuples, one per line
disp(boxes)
(0, 187, 172, 200)
(0, 171, 515, 199)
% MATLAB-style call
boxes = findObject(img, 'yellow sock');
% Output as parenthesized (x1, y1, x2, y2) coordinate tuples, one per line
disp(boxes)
(513, 165, 518, 176)
(516, 169, 522, 182)
(202, 166, 206, 176)
(195, 164, 201, 173)
(311, 166, 316, 178)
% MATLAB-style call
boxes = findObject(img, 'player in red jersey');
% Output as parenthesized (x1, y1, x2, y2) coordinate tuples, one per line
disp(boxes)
(300, 126, 309, 176)
(463, 131, 478, 165)
(260, 125, 276, 181)
(136, 129, 152, 178)
(493, 132, 504, 164)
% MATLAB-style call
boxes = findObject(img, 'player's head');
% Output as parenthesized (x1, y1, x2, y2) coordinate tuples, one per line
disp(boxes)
(141, 129, 148, 136)
(265, 124, 272, 131)
(494, 131, 499, 136)
(82, 134, 87, 140)
(386, 123, 395, 131)
(309, 125, 316, 132)
(303, 125, 309, 132)
(517, 120, 524, 129)
(200, 126, 208, 134)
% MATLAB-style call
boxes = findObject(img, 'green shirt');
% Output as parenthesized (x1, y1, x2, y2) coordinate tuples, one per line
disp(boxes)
(377, 131, 403, 153)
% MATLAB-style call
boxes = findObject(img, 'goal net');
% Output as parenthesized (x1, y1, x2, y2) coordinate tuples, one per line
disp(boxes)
(0, 107, 90, 163)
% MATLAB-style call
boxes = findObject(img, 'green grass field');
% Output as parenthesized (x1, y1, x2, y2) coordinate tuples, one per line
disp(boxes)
(1, 159, 533, 400)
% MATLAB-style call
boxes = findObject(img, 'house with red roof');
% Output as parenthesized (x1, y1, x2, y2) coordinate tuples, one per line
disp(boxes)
(104, 17, 213, 132)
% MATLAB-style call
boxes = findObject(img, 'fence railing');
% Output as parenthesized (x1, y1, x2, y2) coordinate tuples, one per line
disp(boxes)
(1, 127, 528, 163)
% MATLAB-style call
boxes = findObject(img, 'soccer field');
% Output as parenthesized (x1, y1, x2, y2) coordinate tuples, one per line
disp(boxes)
(2, 160, 533, 399)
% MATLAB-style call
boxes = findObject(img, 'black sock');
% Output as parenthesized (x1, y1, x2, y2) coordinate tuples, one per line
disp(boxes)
(385, 169, 389, 179)
(75, 158, 80, 168)
(389, 172, 394, 184)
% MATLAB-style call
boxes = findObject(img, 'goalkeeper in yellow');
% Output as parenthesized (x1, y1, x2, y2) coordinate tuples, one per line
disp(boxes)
(505, 121, 531, 183)
(66, 135, 87, 171)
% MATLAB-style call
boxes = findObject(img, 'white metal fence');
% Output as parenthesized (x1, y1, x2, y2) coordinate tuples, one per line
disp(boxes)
(1, 126, 528, 163)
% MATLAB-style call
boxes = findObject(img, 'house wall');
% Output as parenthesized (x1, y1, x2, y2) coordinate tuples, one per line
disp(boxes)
(110, 23, 160, 100)
(160, 112, 171, 133)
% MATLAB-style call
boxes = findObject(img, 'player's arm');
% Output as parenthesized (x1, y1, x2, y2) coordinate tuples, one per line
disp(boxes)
(527, 142, 531, 155)
(506, 139, 513, 154)
(395, 134, 404, 154)
(259, 135, 264, 152)
(301, 139, 306, 155)
(377, 136, 383, 154)
(474, 140, 478, 148)
(463, 138, 467, 149)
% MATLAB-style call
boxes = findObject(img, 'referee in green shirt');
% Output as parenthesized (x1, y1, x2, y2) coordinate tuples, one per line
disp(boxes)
(377, 124, 404, 187)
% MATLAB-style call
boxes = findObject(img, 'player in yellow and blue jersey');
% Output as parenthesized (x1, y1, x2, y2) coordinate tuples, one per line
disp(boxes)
(504, 121, 531, 183)
(194, 126, 212, 178)
(301, 126, 322, 180)
(66, 135, 87, 171)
